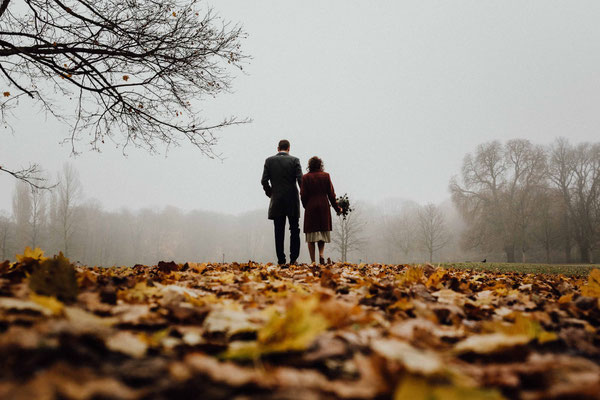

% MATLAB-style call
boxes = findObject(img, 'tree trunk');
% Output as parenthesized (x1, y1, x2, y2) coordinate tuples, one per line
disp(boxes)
(563, 215, 572, 263)
(564, 243, 571, 263)
(545, 243, 551, 264)
(505, 245, 516, 263)
(578, 242, 591, 263)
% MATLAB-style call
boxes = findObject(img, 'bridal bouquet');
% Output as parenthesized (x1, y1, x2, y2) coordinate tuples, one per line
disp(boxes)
(336, 193, 353, 220)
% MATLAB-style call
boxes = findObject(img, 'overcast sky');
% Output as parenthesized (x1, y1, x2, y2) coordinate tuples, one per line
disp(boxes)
(2, 1, 600, 215)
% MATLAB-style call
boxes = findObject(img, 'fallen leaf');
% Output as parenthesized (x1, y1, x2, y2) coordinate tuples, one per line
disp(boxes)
(16, 247, 47, 263)
(454, 333, 530, 354)
(28, 253, 78, 302)
(106, 331, 148, 358)
(581, 269, 600, 297)
(372, 338, 443, 375)
(394, 375, 505, 400)
(203, 308, 260, 335)
(224, 295, 328, 358)
(29, 293, 64, 316)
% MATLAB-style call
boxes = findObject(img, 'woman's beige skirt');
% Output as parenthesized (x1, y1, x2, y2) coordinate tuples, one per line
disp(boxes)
(305, 231, 331, 243)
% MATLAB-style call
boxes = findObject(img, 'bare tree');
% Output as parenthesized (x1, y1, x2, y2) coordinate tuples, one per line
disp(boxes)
(451, 139, 547, 262)
(382, 209, 417, 263)
(56, 163, 82, 257)
(29, 183, 47, 248)
(548, 138, 600, 263)
(1, 0, 248, 185)
(0, 211, 12, 260)
(504, 139, 547, 262)
(570, 143, 600, 263)
(11, 181, 31, 251)
(531, 187, 561, 263)
(548, 137, 575, 262)
(417, 203, 448, 263)
(332, 206, 367, 263)
(450, 141, 508, 259)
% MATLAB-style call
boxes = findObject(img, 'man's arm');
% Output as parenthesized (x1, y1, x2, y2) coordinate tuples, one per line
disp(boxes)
(261, 160, 272, 197)
(295, 158, 302, 189)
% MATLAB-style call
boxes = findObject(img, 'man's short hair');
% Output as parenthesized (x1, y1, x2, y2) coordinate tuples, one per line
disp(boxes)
(278, 139, 290, 151)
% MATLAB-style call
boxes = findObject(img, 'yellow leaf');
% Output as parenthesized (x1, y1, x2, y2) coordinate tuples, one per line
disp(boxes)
(184, 292, 218, 307)
(16, 246, 47, 263)
(426, 269, 447, 289)
(29, 293, 64, 316)
(118, 281, 160, 303)
(482, 312, 557, 344)
(394, 375, 505, 400)
(581, 269, 600, 298)
(216, 272, 235, 284)
(558, 293, 573, 304)
(258, 295, 328, 351)
(223, 295, 328, 359)
(398, 266, 425, 286)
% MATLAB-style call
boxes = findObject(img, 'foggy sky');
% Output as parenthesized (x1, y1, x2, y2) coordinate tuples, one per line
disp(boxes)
(2, 0, 600, 214)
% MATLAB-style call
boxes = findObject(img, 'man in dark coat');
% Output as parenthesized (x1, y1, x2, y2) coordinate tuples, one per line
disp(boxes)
(261, 139, 302, 265)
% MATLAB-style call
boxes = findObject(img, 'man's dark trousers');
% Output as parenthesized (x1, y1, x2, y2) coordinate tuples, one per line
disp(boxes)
(274, 215, 300, 265)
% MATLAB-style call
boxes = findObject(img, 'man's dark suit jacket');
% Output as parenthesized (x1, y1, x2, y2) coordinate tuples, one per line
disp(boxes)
(261, 152, 302, 220)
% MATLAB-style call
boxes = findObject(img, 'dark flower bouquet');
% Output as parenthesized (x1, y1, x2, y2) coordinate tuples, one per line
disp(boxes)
(336, 193, 353, 220)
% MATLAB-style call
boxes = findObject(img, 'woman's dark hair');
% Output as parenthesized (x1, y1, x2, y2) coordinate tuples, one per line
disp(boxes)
(307, 156, 324, 172)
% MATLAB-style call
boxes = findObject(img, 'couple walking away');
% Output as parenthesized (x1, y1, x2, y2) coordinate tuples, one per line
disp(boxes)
(261, 139, 341, 265)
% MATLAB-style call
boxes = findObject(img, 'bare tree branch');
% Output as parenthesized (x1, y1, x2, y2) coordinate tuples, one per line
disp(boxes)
(0, 163, 56, 189)
(1, 0, 250, 155)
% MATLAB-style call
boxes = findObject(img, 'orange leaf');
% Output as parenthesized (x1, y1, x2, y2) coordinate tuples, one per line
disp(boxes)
(558, 293, 573, 304)
(581, 269, 600, 298)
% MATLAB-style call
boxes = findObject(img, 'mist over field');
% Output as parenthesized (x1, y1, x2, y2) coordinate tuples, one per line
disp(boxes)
(2, 1, 600, 265)
(1, 168, 467, 265)
(3, 134, 600, 267)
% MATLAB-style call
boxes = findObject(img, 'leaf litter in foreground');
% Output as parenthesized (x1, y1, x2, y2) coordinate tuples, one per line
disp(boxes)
(0, 248, 599, 399)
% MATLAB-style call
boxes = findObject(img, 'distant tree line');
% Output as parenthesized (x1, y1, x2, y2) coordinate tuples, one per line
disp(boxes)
(8, 139, 594, 266)
(1, 163, 462, 265)
(1, 163, 276, 265)
(451, 138, 600, 264)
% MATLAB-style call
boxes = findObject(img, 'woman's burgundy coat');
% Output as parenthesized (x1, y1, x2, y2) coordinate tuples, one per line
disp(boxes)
(300, 171, 340, 233)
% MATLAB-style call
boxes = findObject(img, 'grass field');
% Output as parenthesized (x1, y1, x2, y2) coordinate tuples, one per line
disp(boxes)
(438, 262, 599, 276)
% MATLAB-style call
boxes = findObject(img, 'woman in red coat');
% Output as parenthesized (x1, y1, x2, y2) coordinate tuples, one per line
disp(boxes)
(300, 156, 341, 264)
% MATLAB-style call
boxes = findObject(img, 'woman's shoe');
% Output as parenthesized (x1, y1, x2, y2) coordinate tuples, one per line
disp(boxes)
(319, 256, 325, 265)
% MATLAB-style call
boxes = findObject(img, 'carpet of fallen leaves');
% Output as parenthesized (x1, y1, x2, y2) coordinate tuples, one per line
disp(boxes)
(1, 248, 600, 400)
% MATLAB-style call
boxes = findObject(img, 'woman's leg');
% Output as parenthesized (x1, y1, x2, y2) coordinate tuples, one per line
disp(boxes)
(308, 242, 316, 263)
(318, 241, 325, 264)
